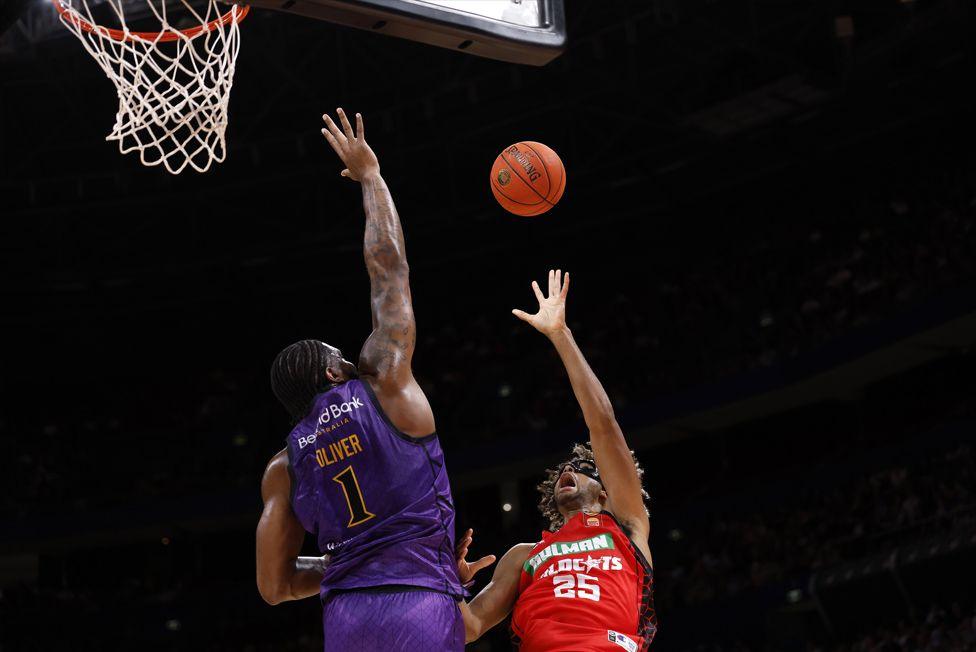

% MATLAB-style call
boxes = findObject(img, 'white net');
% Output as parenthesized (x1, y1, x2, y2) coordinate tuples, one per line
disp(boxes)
(55, 0, 246, 174)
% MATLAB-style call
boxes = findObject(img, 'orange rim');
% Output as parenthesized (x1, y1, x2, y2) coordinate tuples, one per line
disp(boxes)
(53, 0, 248, 42)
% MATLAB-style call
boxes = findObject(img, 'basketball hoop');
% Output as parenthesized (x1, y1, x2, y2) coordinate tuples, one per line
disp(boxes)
(53, 0, 249, 174)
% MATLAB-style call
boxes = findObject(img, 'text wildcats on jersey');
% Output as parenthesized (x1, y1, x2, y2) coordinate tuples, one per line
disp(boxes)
(523, 533, 614, 575)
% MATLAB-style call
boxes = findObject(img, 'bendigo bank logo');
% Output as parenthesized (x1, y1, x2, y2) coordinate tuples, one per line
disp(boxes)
(317, 397, 364, 426)
(297, 397, 365, 449)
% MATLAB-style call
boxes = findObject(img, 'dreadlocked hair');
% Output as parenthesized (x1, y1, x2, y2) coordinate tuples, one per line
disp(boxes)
(270, 340, 340, 422)
(537, 441, 650, 532)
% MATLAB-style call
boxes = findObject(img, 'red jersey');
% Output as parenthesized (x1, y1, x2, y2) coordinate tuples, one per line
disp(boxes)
(511, 511, 657, 652)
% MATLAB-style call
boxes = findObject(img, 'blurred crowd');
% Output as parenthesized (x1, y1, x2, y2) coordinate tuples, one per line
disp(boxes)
(824, 603, 976, 652)
(662, 443, 976, 608)
(432, 165, 976, 438)
(3, 165, 974, 522)
(2, 401, 973, 650)
(1, 161, 975, 652)
(684, 602, 976, 652)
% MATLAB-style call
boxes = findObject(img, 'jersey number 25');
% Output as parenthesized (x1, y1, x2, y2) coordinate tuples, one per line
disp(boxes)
(553, 573, 600, 601)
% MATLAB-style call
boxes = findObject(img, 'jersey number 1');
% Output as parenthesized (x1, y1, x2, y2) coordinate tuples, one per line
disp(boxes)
(333, 466, 376, 527)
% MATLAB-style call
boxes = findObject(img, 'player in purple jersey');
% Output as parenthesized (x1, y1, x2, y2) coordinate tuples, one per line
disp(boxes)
(255, 109, 492, 651)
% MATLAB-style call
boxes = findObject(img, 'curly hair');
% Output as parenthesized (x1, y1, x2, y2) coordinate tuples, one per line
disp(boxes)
(537, 441, 650, 531)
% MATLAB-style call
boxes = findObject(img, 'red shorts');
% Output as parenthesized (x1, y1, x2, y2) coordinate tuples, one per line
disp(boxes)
(515, 618, 645, 652)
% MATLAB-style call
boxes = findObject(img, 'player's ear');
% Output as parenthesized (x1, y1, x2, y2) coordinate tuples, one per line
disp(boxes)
(598, 489, 608, 506)
(325, 366, 343, 383)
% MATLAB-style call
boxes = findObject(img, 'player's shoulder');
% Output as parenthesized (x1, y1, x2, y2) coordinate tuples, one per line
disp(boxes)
(510, 541, 537, 556)
(605, 514, 653, 571)
(611, 517, 652, 562)
(265, 448, 289, 473)
(501, 542, 537, 568)
(260, 448, 290, 496)
(490, 542, 536, 583)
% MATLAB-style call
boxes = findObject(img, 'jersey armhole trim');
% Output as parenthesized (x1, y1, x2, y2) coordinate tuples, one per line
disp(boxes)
(359, 378, 439, 445)
(603, 510, 653, 574)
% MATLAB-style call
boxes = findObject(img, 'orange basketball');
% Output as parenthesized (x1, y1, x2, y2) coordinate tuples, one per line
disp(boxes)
(490, 141, 566, 216)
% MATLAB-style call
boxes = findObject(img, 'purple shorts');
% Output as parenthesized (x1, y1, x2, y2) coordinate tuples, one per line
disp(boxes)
(322, 587, 464, 651)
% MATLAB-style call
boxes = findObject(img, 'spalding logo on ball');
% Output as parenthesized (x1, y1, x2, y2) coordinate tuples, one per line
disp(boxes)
(490, 142, 566, 216)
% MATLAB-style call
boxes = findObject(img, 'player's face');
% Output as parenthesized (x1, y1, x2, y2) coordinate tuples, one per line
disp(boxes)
(553, 462, 604, 513)
(336, 355, 359, 380)
(325, 345, 359, 382)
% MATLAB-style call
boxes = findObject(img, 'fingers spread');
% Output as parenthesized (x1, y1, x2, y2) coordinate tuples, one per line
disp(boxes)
(322, 114, 347, 144)
(336, 108, 355, 140)
(321, 127, 341, 149)
(471, 555, 497, 572)
(548, 269, 556, 297)
(356, 112, 364, 139)
(532, 280, 545, 304)
(512, 309, 530, 322)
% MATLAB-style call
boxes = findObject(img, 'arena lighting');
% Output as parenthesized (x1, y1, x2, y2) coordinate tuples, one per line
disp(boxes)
(502, 502, 513, 512)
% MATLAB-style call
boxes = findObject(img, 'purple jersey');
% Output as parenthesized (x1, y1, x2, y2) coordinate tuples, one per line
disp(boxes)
(286, 379, 464, 600)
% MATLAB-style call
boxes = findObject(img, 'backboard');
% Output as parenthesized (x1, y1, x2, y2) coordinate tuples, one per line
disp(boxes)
(244, 0, 566, 66)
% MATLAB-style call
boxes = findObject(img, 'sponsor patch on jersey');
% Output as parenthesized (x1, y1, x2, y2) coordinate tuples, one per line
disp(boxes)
(316, 396, 365, 427)
(523, 533, 615, 575)
(608, 630, 638, 652)
(586, 516, 600, 527)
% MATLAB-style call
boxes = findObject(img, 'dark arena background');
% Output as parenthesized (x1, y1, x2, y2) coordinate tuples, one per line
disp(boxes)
(2, 1, 976, 650)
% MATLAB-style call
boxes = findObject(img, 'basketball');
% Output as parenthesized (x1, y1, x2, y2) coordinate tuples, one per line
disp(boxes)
(490, 142, 566, 216)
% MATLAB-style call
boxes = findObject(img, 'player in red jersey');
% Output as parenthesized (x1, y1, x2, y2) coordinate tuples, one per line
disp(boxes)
(459, 269, 657, 652)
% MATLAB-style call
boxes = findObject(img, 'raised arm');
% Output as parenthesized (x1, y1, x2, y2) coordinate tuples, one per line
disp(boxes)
(321, 109, 433, 436)
(256, 451, 326, 605)
(513, 271, 651, 561)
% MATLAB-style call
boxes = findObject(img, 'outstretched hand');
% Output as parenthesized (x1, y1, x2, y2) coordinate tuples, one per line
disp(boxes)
(512, 269, 570, 337)
(321, 108, 380, 182)
(456, 528, 496, 586)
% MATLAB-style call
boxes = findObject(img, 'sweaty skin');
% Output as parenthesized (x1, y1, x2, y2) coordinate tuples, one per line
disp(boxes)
(255, 109, 436, 606)
(460, 270, 653, 643)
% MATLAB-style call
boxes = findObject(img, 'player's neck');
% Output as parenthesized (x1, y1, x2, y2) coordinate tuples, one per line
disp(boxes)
(562, 504, 603, 523)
